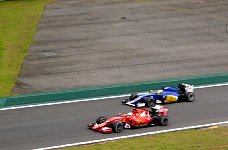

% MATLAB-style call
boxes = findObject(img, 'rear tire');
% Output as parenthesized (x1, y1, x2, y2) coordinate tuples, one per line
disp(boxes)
(185, 92, 195, 102)
(159, 116, 168, 126)
(96, 116, 107, 124)
(112, 121, 123, 133)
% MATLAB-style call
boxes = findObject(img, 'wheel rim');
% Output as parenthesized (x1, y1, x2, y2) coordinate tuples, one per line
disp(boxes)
(162, 118, 168, 125)
(189, 94, 194, 101)
(150, 101, 155, 107)
(117, 125, 122, 131)
(116, 123, 123, 132)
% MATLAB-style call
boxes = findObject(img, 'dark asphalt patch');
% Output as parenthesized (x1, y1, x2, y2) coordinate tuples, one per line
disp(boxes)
(13, 0, 228, 94)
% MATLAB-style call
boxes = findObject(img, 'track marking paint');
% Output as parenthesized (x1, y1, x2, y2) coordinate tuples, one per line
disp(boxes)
(33, 121, 228, 150)
(194, 83, 228, 89)
(0, 82, 228, 111)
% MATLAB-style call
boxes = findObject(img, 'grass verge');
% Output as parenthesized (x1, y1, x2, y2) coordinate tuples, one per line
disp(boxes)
(0, 0, 54, 97)
(60, 126, 228, 150)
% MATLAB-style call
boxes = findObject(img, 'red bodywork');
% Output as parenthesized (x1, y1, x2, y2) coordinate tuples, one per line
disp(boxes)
(88, 106, 168, 133)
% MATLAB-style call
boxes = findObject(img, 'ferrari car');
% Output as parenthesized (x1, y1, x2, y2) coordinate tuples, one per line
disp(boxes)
(88, 105, 168, 133)
(122, 83, 195, 108)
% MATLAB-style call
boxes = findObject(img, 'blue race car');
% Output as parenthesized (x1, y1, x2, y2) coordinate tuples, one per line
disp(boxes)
(122, 83, 195, 108)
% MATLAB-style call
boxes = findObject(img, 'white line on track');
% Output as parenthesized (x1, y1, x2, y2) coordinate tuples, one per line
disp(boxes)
(0, 82, 228, 111)
(194, 82, 228, 89)
(33, 121, 228, 150)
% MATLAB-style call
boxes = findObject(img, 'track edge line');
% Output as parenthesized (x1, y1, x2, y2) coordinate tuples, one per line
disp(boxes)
(33, 121, 228, 150)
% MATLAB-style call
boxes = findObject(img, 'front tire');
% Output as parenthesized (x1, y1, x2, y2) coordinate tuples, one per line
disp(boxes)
(96, 116, 107, 124)
(130, 93, 138, 100)
(112, 121, 124, 133)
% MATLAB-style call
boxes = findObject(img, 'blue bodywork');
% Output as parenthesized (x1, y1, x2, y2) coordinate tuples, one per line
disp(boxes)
(129, 86, 181, 106)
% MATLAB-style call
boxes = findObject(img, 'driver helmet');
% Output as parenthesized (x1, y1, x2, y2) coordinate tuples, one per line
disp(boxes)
(148, 90, 153, 93)
(178, 83, 185, 89)
(157, 90, 163, 95)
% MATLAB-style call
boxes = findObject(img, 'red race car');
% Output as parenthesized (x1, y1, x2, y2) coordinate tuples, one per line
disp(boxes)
(88, 105, 168, 133)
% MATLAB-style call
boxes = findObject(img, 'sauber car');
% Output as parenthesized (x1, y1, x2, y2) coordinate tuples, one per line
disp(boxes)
(122, 83, 195, 108)
(88, 105, 168, 133)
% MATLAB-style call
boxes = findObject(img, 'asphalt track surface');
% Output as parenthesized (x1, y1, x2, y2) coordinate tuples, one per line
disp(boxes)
(0, 85, 227, 150)
(14, 0, 228, 94)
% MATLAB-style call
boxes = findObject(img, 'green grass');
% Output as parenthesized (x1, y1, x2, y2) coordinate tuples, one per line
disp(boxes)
(0, 0, 54, 97)
(60, 127, 228, 150)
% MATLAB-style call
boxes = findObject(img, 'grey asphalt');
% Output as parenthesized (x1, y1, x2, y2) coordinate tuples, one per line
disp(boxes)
(14, 0, 228, 94)
(0, 85, 228, 150)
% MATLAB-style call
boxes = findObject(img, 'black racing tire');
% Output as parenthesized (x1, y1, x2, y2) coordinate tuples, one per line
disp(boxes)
(88, 123, 95, 128)
(96, 116, 107, 124)
(145, 97, 156, 107)
(129, 93, 138, 100)
(159, 116, 168, 126)
(112, 121, 124, 133)
(185, 92, 195, 102)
